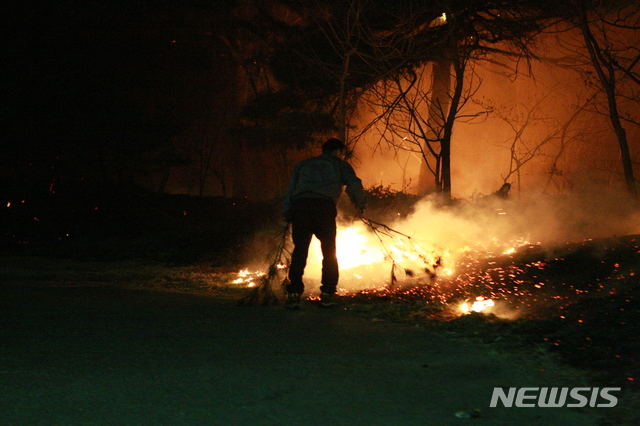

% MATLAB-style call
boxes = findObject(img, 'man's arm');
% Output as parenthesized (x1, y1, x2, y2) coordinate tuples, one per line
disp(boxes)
(340, 161, 367, 212)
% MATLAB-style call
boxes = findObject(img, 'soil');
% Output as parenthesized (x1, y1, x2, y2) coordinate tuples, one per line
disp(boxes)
(0, 282, 607, 425)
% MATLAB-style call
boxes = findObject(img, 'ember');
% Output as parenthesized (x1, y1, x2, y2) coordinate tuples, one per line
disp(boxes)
(231, 269, 265, 287)
(236, 194, 640, 361)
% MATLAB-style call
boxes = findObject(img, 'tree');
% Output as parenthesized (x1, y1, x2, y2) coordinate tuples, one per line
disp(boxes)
(362, 58, 487, 195)
(410, 0, 565, 199)
(233, 0, 568, 199)
(492, 94, 582, 194)
(556, 0, 640, 197)
(235, 0, 454, 148)
(180, 111, 231, 197)
(355, 1, 563, 198)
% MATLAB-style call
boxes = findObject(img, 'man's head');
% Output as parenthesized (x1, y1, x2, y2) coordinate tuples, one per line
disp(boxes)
(322, 138, 345, 156)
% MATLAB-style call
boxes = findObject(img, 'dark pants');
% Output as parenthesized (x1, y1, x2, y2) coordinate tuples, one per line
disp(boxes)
(287, 198, 339, 295)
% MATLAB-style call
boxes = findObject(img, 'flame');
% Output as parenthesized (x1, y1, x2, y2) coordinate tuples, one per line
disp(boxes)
(460, 296, 495, 314)
(335, 226, 386, 269)
(231, 268, 264, 287)
(233, 200, 539, 317)
(303, 223, 455, 290)
(231, 195, 639, 327)
(308, 225, 386, 271)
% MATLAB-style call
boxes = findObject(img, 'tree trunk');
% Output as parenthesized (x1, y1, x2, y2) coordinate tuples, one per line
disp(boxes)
(337, 50, 354, 143)
(418, 60, 452, 196)
(577, 2, 637, 198)
(441, 52, 467, 200)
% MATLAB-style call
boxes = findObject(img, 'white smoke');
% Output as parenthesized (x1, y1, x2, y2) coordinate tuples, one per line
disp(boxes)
(303, 187, 640, 294)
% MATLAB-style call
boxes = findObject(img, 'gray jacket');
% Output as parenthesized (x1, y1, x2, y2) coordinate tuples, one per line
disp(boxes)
(282, 153, 367, 219)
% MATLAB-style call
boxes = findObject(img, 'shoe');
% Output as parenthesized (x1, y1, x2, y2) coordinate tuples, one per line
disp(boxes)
(320, 292, 337, 308)
(285, 293, 301, 310)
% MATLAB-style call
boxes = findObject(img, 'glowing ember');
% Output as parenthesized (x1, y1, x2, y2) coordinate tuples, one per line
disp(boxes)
(460, 297, 495, 314)
(231, 269, 265, 287)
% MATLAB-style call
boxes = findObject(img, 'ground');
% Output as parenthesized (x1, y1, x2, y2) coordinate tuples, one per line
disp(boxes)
(1, 189, 638, 425)
(0, 265, 620, 426)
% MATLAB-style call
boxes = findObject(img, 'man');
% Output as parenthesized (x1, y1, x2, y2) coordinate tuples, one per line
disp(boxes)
(282, 138, 367, 310)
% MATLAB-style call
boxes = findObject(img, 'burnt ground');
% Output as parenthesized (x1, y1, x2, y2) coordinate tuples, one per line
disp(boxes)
(0, 279, 613, 425)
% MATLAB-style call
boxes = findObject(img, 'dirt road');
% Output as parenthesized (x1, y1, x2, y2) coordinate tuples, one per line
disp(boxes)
(0, 283, 603, 425)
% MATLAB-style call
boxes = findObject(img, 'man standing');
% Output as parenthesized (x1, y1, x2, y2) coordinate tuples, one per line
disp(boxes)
(282, 138, 367, 309)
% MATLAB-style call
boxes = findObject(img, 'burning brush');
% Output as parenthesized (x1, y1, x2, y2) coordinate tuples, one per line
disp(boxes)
(238, 226, 291, 306)
(238, 215, 446, 306)
(359, 216, 443, 288)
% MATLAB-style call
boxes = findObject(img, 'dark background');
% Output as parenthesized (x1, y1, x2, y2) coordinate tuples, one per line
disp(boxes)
(1, 1, 269, 262)
(2, 1, 236, 188)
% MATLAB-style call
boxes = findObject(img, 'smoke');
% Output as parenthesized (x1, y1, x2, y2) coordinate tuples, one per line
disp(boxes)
(302, 187, 640, 294)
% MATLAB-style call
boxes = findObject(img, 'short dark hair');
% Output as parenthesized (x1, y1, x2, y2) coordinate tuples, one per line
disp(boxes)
(322, 138, 345, 153)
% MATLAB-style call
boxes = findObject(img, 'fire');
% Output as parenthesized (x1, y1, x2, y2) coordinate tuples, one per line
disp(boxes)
(231, 269, 264, 287)
(304, 222, 452, 289)
(234, 195, 640, 339)
(335, 226, 386, 269)
(460, 297, 495, 314)
(234, 200, 544, 316)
